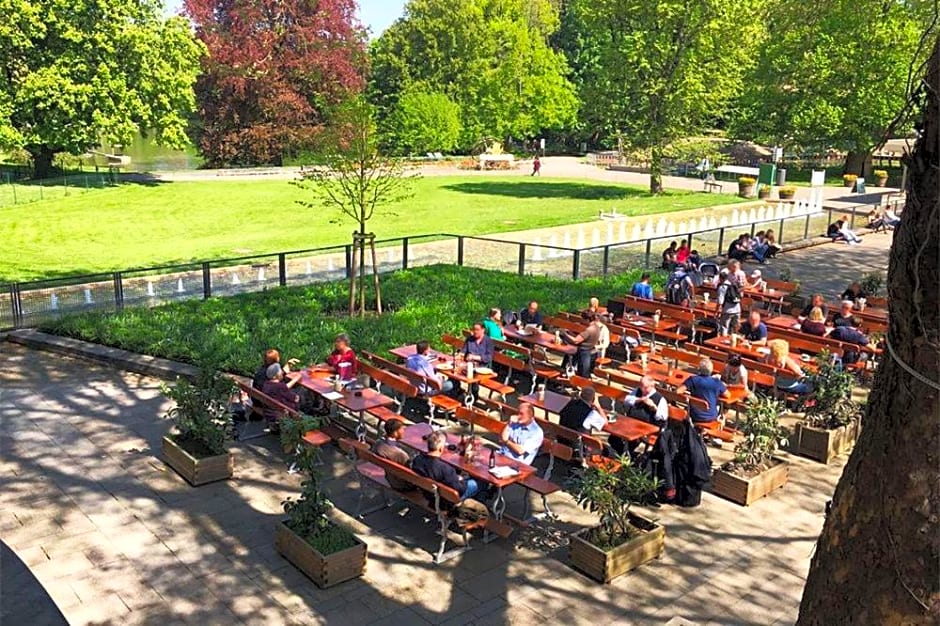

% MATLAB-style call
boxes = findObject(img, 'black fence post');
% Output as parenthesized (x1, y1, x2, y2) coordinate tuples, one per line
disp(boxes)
(572, 250, 581, 280)
(777, 218, 785, 245)
(113, 272, 124, 311)
(10, 283, 22, 328)
(518, 243, 526, 276)
(803, 215, 810, 240)
(602, 245, 610, 278)
(202, 262, 212, 299)
(644, 239, 652, 268)
(345, 245, 352, 279)
(457, 236, 465, 266)
(402, 238, 409, 269)
(750, 222, 756, 237)
(278, 253, 287, 286)
(718, 228, 726, 256)
(687, 233, 694, 251)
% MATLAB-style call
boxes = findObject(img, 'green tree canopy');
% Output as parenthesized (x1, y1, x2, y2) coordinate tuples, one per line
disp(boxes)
(564, 0, 764, 192)
(369, 0, 577, 152)
(387, 87, 462, 154)
(0, 0, 204, 177)
(729, 0, 937, 174)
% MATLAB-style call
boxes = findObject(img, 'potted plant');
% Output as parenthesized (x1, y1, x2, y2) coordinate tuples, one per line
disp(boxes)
(567, 455, 664, 583)
(711, 396, 790, 506)
(161, 366, 236, 486)
(778, 185, 797, 200)
(873, 169, 888, 186)
(860, 271, 883, 298)
(758, 184, 772, 199)
(280, 413, 322, 455)
(843, 174, 858, 188)
(738, 176, 756, 197)
(791, 353, 862, 463)
(276, 449, 367, 588)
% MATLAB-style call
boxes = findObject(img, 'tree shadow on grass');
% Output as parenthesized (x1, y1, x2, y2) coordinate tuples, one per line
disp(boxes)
(443, 180, 649, 201)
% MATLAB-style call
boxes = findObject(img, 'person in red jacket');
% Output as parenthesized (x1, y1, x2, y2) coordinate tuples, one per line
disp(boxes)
(326, 333, 359, 379)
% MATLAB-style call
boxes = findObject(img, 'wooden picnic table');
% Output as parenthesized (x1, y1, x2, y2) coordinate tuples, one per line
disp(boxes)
(388, 344, 497, 385)
(519, 390, 660, 442)
(503, 325, 577, 356)
(765, 314, 803, 330)
(293, 368, 397, 419)
(620, 360, 694, 387)
(618, 312, 681, 334)
(399, 422, 535, 521)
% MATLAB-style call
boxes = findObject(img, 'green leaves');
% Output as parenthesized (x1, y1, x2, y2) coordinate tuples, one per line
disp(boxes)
(161, 366, 236, 456)
(731, 395, 787, 471)
(387, 87, 462, 154)
(804, 351, 861, 429)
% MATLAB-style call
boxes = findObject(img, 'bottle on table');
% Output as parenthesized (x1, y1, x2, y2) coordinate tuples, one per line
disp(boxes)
(488, 448, 496, 469)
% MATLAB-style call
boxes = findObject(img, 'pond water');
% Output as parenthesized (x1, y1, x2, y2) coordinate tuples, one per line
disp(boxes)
(93, 133, 202, 172)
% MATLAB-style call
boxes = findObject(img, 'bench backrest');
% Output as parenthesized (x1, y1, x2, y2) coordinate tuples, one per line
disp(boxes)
(568, 375, 626, 404)
(344, 438, 462, 505)
(659, 346, 702, 366)
(659, 387, 710, 414)
(492, 350, 528, 374)
(456, 406, 506, 437)
(767, 331, 844, 357)
(441, 334, 464, 352)
(537, 417, 604, 457)
(362, 351, 432, 391)
(237, 380, 299, 418)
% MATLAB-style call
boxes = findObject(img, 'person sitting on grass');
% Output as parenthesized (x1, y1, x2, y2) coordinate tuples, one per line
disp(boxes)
(252, 348, 298, 390)
(325, 333, 359, 379)
(499, 402, 544, 465)
(727, 234, 750, 262)
(406, 340, 455, 396)
(661, 241, 678, 270)
(764, 230, 782, 258)
(801, 307, 830, 337)
(519, 300, 543, 327)
(630, 272, 655, 300)
(482, 307, 505, 340)
(260, 363, 300, 431)
(677, 358, 730, 425)
(412, 430, 486, 515)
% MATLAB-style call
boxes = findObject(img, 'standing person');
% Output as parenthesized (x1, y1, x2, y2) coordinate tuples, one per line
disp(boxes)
(562, 311, 603, 377)
(715, 270, 742, 336)
(630, 272, 655, 300)
(531, 155, 541, 176)
(676, 358, 730, 424)
(665, 265, 695, 307)
(482, 308, 505, 340)
(326, 333, 359, 379)
(499, 403, 544, 465)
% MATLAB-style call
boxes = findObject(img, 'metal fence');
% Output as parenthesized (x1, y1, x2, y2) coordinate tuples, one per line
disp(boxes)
(0, 170, 121, 207)
(1, 201, 888, 331)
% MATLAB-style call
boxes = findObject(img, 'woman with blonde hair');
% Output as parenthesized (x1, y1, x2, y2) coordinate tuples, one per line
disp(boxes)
(800, 307, 829, 337)
(765, 339, 813, 395)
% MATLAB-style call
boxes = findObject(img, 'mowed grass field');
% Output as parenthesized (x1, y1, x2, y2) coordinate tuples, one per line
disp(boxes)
(0, 175, 744, 282)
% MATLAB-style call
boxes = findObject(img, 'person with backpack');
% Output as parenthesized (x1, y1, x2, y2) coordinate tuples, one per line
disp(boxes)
(665, 267, 695, 308)
(715, 269, 742, 335)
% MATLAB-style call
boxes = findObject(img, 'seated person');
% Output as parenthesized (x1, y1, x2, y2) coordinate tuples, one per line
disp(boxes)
(744, 269, 767, 291)
(801, 307, 829, 337)
(884, 207, 901, 227)
(252, 348, 298, 390)
(746, 233, 767, 263)
(800, 294, 829, 319)
(372, 419, 413, 491)
(720, 354, 749, 388)
(840, 282, 867, 303)
(827, 219, 846, 241)
(260, 363, 300, 426)
(499, 403, 544, 465)
(867, 208, 889, 232)
(727, 234, 750, 262)
(839, 214, 863, 244)
(831, 301, 859, 329)
(676, 239, 690, 265)
(326, 333, 359, 379)
(583, 297, 603, 319)
(412, 430, 481, 507)
(630, 272, 654, 300)
(830, 326, 877, 364)
(519, 300, 543, 327)
(661, 241, 678, 270)
(463, 322, 494, 366)
(623, 375, 668, 426)
(560, 387, 609, 433)
(764, 339, 813, 395)
(738, 310, 768, 345)
(764, 230, 782, 258)
(676, 358, 730, 424)
(482, 308, 505, 340)
(686, 249, 703, 269)
(406, 340, 455, 395)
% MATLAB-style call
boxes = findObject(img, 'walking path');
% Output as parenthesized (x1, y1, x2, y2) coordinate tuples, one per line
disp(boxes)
(0, 237, 892, 625)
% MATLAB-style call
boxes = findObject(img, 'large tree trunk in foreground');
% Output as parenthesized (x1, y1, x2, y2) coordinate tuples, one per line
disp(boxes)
(797, 38, 940, 624)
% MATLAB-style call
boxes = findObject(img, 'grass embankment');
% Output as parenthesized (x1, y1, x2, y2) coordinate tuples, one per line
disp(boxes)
(0, 176, 743, 282)
(42, 265, 664, 374)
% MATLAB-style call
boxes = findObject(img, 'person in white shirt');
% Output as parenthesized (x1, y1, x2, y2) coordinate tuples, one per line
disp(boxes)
(623, 376, 669, 425)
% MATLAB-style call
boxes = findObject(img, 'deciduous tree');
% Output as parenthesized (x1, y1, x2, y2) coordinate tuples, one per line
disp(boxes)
(387, 88, 462, 155)
(0, 0, 203, 178)
(185, 0, 367, 168)
(797, 35, 939, 624)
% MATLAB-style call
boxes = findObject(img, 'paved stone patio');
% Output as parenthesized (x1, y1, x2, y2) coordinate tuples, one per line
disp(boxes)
(0, 237, 891, 625)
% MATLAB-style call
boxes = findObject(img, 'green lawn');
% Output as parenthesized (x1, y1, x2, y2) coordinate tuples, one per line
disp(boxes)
(0, 175, 744, 282)
(42, 265, 661, 375)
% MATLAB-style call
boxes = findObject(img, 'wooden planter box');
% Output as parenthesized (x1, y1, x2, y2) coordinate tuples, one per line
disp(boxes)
(569, 514, 665, 583)
(161, 436, 233, 486)
(711, 457, 790, 506)
(791, 420, 860, 464)
(275, 521, 367, 588)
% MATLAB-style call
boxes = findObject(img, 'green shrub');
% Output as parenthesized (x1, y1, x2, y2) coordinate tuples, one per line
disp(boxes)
(738, 176, 756, 185)
(161, 364, 235, 457)
(42, 265, 656, 375)
(804, 351, 860, 429)
(725, 396, 788, 473)
(873, 169, 888, 178)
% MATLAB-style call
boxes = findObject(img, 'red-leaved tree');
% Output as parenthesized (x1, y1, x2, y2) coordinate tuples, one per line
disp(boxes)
(184, 0, 367, 167)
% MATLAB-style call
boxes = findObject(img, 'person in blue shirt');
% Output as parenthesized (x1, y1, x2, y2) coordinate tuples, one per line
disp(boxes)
(630, 272, 654, 300)
(463, 323, 494, 365)
(411, 430, 480, 505)
(738, 310, 768, 345)
(499, 403, 544, 465)
(405, 340, 454, 395)
(677, 358, 730, 423)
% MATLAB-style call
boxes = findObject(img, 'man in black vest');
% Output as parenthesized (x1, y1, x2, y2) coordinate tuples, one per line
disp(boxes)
(559, 387, 624, 455)
(623, 376, 668, 425)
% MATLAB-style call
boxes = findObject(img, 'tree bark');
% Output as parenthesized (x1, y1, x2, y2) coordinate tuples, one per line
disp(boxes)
(842, 150, 874, 178)
(797, 37, 940, 625)
(649, 144, 664, 194)
(27, 146, 57, 179)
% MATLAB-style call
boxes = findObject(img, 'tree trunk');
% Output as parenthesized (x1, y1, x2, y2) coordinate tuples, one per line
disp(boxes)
(649, 145, 664, 194)
(28, 146, 57, 179)
(842, 150, 873, 178)
(348, 233, 358, 316)
(369, 236, 383, 315)
(797, 37, 940, 625)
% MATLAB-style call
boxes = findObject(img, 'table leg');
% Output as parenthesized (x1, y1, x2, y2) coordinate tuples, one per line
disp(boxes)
(355, 410, 367, 443)
(492, 486, 507, 521)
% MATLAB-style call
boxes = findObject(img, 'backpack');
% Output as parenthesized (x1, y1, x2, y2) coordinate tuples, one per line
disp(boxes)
(665, 271, 691, 305)
(723, 280, 741, 305)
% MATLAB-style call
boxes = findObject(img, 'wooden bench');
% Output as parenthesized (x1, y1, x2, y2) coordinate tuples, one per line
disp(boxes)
(607, 297, 689, 346)
(235, 381, 337, 456)
(358, 362, 418, 425)
(362, 351, 463, 422)
(658, 388, 734, 442)
(440, 333, 516, 398)
(338, 438, 511, 564)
